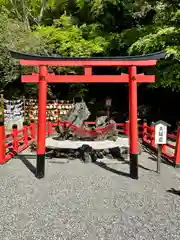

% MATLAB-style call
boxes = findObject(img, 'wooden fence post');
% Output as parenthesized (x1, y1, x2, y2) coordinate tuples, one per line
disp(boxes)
(150, 124, 155, 147)
(12, 124, 18, 153)
(23, 123, 29, 146)
(142, 120, 147, 143)
(175, 124, 180, 167)
(124, 121, 129, 136)
(0, 122, 5, 164)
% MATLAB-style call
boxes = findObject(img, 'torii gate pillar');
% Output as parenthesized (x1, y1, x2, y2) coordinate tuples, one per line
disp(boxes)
(35, 66, 48, 178)
(129, 66, 138, 179)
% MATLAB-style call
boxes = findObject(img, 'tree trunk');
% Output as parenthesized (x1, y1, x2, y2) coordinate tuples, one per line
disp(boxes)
(39, 0, 47, 23)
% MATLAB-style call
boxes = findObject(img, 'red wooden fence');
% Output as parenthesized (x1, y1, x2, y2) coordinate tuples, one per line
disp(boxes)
(0, 121, 180, 167)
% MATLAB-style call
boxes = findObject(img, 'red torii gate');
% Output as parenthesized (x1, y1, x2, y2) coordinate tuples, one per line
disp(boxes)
(10, 50, 165, 180)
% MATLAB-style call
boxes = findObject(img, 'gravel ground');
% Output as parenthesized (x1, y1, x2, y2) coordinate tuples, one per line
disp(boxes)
(1, 150, 180, 240)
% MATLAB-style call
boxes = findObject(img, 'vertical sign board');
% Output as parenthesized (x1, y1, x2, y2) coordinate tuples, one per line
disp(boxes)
(154, 121, 169, 173)
(155, 123, 167, 145)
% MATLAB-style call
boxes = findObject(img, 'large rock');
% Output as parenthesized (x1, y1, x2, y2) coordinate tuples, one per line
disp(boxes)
(95, 116, 108, 128)
(79, 144, 93, 163)
(66, 102, 90, 126)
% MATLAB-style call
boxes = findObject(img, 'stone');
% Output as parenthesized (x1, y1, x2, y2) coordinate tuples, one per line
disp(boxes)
(106, 153, 114, 159)
(102, 148, 110, 155)
(90, 150, 98, 162)
(95, 116, 108, 128)
(120, 146, 129, 160)
(46, 137, 129, 150)
(109, 147, 121, 159)
(66, 102, 90, 126)
(79, 144, 93, 163)
(96, 150, 104, 159)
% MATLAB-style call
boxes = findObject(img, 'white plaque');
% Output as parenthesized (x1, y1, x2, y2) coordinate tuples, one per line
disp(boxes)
(154, 123, 167, 145)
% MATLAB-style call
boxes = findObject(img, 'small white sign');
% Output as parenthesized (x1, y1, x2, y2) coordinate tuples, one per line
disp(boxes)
(154, 123, 167, 145)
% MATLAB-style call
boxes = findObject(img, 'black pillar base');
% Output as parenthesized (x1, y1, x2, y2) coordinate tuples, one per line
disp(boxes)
(174, 163, 180, 168)
(130, 153, 138, 179)
(36, 154, 45, 179)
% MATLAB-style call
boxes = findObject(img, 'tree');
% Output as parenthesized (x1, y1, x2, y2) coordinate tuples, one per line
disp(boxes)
(127, 1, 180, 90)
(0, 11, 47, 95)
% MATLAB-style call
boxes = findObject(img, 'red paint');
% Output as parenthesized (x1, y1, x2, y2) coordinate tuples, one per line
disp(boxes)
(150, 125, 155, 147)
(47, 74, 155, 83)
(162, 144, 167, 154)
(142, 121, 147, 142)
(85, 66, 92, 75)
(4, 124, 35, 163)
(124, 121, 129, 136)
(175, 126, 180, 165)
(37, 66, 48, 155)
(20, 59, 157, 67)
(60, 121, 115, 138)
(22, 74, 155, 83)
(23, 125, 29, 146)
(30, 122, 36, 140)
(0, 125, 5, 163)
(12, 127, 18, 152)
(129, 66, 138, 154)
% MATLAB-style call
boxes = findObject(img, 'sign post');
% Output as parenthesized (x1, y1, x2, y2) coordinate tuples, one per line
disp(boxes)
(153, 120, 170, 173)
(157, 144, 162, 174)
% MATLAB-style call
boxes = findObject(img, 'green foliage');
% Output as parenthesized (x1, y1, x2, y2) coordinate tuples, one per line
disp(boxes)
(0, 11, 47, 94)
(127, 2, 180, 90)
(1, 0, 180, 96)
(0, 13, 23, 92)
(129, 27, 180, 54)
(36, 15, 108, 57)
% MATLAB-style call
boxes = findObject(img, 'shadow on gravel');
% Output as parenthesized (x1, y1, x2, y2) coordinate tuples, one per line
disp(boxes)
(48, 159, 70, 164)
(18, 155, 36, 175)
(143, 145, 173, 167)
(148, 156, 173, 167)
(15, 154, 36, 159)
(94, 162, 130, 178)
(166, 188, 180, 197)
(17, 154, 70, 175)
(120, 159, 156, 173)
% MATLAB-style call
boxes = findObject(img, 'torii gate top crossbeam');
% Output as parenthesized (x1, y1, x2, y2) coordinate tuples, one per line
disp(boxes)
(10, 50, 165, 67)
(10, 50, 165, 83)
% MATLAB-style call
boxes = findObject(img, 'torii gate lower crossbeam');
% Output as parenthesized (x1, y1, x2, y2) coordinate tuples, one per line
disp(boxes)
(10, 50, 165, 180)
